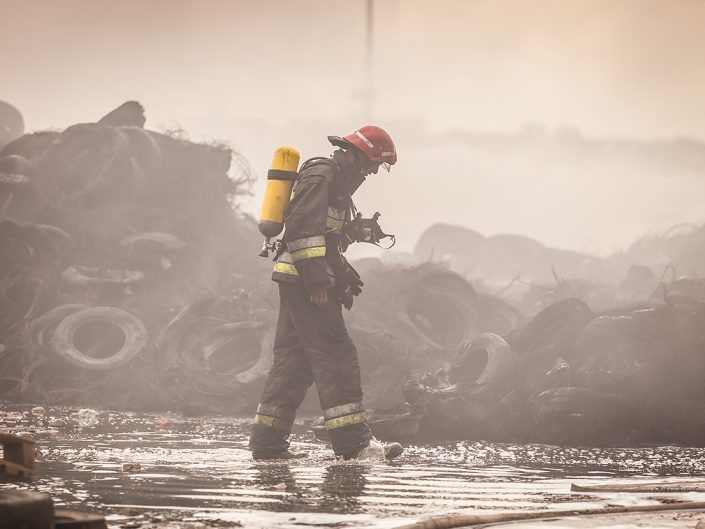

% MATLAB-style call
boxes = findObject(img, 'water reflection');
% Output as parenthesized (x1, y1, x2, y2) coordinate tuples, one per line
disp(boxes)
(252, 462, 307, 512)
(319, 463, 368, 513)
(253, 462, 297, 491)
(5, 406, 705, 529)
(251, 461, 369, 514)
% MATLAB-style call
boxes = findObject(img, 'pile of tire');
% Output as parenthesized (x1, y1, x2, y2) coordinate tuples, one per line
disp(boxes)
(366, 332, 518, 442)
(0, 102, 272, 411)
(505, 297, 705, 446)
(154, 295, 274, 413)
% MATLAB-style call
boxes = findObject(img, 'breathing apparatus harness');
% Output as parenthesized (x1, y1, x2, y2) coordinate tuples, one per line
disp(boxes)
(262, 156, 396, 258)
(263, 156, 395, 309)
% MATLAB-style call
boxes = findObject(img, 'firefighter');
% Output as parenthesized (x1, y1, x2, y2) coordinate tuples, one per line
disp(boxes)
(249, 126, 403, 460)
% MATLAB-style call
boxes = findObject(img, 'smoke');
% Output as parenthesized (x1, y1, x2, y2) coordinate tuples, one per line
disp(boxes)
(2, 0, 705, 255)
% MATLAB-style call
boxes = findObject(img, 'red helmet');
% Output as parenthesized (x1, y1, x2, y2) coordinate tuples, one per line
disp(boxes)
(328, 125, 397, 166)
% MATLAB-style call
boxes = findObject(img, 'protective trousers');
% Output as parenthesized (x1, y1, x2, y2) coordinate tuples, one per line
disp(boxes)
(248, 282, 372, 458)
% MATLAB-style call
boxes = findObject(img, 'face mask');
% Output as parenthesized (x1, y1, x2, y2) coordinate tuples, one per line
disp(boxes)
(342, 212, 396, 249)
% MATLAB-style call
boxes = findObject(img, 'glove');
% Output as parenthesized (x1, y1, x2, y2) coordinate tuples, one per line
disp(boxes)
(331, 252, 363, 310)
(348, 274, 364, 297)
(340, 289, 354, 310)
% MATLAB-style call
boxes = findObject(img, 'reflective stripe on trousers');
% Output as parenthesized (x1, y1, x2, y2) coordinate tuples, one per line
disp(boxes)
(253, 404, 295, 433)
(323, 401, 367, 430)
(248, 282, 372, 457)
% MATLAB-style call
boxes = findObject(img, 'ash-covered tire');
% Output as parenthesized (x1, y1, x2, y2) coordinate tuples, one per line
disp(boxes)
(187, 322, 268, 381)
(508, 298, 595, 356)
(477, 292, 525, 336)
(119, 231, 187, 252)
(28, 304, 88, 347)
(176, 321, 271, 402)
(0, 219, 72, 262)
(50, 307, 147, 370)
(60, 265, 144, 289)
(402, 269, 480, 349)
(451, 333, 517, 398)
(122, 126, 162, 171)
(35, 124, 130, 201)
(0, 131, 60, 161)
(0, 376, 22, 398)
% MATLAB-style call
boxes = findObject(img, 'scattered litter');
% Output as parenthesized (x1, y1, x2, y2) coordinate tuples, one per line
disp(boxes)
(155, 418, 171, 431)
(116, 507, 142, 516)
(77, 409, 99, 427)
(122, 463, 142, 473)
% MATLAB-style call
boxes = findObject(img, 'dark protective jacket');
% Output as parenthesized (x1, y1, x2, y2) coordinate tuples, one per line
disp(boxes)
(271, 150, 354, 293)
(251, 150, 372, 458)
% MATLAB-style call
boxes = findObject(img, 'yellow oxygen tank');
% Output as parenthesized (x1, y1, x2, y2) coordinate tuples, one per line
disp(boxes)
(258, 146, 300, 256)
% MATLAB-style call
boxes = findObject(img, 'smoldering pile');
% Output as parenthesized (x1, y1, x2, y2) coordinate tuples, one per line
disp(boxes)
(3, 102, 705, 448)
(0, 102, 518, 416)
(359, 225, 705, 447)
(346, 218, 705, 447)
(0, 102, 276, 412)
(367, 287, 705, 447)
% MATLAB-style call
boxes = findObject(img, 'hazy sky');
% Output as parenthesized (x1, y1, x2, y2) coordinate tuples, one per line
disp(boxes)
(2, 0, 704, 256)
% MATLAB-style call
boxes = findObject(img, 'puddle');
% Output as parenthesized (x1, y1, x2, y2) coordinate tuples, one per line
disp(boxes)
(2, 405, 705, 528)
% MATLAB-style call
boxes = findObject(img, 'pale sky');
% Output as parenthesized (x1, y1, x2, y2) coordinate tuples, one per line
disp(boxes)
(2, 0, 704, 256)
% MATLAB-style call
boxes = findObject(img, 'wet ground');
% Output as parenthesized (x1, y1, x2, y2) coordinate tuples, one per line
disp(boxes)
(3, 405, 705, 529)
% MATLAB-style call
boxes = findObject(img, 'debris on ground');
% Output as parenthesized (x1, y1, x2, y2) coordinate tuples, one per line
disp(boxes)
(122, 463, 142, 473)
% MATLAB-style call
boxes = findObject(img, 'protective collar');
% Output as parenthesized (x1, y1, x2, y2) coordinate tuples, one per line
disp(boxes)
(332, 149, 366, 196)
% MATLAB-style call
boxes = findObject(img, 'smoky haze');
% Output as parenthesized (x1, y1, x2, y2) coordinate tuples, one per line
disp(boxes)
(2, 0, 705, 256)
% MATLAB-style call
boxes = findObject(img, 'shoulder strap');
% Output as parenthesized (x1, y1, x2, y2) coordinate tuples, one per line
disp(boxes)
(298, 156, 350, 212)
(298, 156, 341, 178)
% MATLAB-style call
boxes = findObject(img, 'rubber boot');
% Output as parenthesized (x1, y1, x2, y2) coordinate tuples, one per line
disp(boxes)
(347, 438, 403, 460)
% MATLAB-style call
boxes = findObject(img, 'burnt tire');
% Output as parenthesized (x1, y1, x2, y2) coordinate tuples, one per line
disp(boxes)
(477, 292, 525, 336)
(60, 265, 144, 289)
(451, 333, 517, 398)
(0, 376, 22, 398)
(403, 269, 480, 349)
(35, 124, 130, 201)
(50, 307, 147, 370)
(186, 322, 269, 383)
(119, 231, 187, 252)
(0, 131, 60, 161)
(28, 304, 88, 347)
(508, 298, 594, 355)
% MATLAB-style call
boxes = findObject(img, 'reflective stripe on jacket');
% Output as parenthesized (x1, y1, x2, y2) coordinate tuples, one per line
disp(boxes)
(271, 152, 351, 292)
